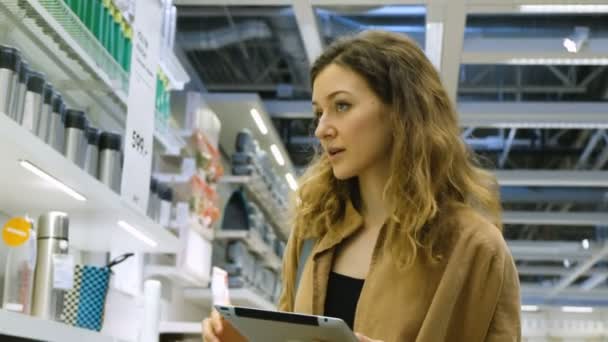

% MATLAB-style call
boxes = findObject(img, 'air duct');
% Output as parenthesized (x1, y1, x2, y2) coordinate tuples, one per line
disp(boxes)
(179, 20, 272, 51)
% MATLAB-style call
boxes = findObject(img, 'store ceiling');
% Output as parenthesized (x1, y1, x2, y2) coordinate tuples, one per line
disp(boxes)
(174, 1, 608, 306)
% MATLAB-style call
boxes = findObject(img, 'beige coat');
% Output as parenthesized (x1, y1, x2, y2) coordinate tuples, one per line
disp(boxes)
(278, 201, 521, 342)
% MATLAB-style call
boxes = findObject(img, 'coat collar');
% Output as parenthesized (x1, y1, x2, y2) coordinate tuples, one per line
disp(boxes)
(313, 200, 364, 258)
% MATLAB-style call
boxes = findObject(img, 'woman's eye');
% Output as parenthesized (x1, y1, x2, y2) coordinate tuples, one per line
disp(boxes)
(336, 102, 350, 112)
(313, 110, 323, 119)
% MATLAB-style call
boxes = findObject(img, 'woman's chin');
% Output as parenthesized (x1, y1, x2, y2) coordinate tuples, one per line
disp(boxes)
(332, 167, 355, 180)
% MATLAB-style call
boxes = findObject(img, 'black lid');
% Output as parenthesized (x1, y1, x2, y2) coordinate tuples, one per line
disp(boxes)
(19, 62, 29, 83)
(159, 186, 173, 201)
(64, 109, 87, 129)
(0, 46, 20, 71)
(86, 127, 100, 146)
(43, 84, 54, 104)
(99, 131, 122, 151)
(52, 93, 64, 114)
(26, 71, 46, 93)
(150, 178, 158, 193)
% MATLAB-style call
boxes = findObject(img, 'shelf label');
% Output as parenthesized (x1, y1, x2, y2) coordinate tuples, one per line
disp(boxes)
(122, 0, 163, 212)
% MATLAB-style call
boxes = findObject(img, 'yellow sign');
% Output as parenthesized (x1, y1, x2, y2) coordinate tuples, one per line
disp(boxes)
(2, 217, 32, 247)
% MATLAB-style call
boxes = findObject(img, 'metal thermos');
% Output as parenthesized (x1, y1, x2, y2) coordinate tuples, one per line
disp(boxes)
(31, 212, 69, 321)
(21, 71, 46, 133)
(47, 93, 65, 153)
(98, 131, 122, 193)
(0, 46, 20, 117)
(147, 178, 159, 220)
(12, 62, 29, 123)
(84, 127, 100, 178)
(63, 109, 88, 168)
(37, 83, 54, 141)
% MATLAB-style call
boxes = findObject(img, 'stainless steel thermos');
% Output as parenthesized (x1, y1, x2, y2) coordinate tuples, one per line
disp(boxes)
(12, 62, 29, 124)
(63, 109, 88, 168)
(0, 45, 21, 117)
(98, 131, 123, 193)
(37, 83, 54, 141)
(21, 71, 46, 133)
(47, 93, 65, 153)
(31, 212, 70, 321)
(84, 127, 100, 178)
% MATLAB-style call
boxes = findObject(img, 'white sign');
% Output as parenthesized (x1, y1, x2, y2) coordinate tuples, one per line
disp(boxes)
(122, 0, 163, 212)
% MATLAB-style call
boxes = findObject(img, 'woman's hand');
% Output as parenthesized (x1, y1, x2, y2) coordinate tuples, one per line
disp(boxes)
(201, 309, 224, 342)
(355, 333, 384, 342)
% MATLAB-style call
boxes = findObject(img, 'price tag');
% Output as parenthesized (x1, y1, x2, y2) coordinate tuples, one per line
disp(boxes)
(121, 0, 163, 212)
(52, 254, 75, 290)
(2, 217, 31, 247)
(211, 267, 230, 306)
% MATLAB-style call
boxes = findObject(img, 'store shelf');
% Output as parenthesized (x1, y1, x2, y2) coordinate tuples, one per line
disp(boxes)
(159, 50, 190, 91)
(220, 175, 290, 240)
(154, 111, 186, 155)
(0, 113, 180, 253)
(0, 0, 128, 109)
(145, 265, 209, 288)
(159, 321, 201, 334)
(0, 309, 114, 342)
(183, 287, 276, 311)
(216, 230, 282, 271)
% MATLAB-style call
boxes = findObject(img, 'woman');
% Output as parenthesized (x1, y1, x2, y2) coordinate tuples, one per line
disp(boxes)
(203, 30, 521, 342)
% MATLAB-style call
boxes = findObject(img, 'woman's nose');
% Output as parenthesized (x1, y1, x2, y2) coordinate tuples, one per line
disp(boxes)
(314, 116, 336, 140)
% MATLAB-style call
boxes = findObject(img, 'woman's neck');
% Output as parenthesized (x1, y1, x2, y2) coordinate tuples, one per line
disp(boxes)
(357, 167, 390, 228)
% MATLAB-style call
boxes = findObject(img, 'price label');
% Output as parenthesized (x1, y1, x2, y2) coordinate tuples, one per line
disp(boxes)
(122, 0, 163, 212)
(2, 217, 31, 247)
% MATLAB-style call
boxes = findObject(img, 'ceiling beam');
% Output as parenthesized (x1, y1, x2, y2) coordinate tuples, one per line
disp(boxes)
(461, 37, 608, 65)
(503, 211, 608, 226)
(547, 243, 608, 299)
(293, 0, 323, 66)
(496, 170, 608, 188)
(265, 100, 608, 129)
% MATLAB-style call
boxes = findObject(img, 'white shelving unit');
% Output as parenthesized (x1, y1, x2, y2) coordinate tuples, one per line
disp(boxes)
(0, 309, 115, 342)
(183, 287, 276, 311)
(145, 265, 209, 288)
(216, 230, 282, 271)
(0, 114, 180, 253)
(159, 321, 201, 334)
(220, 175, 290, 240)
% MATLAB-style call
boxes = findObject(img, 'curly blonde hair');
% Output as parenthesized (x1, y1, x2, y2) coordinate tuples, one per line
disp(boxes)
(291, 30, 502, 268)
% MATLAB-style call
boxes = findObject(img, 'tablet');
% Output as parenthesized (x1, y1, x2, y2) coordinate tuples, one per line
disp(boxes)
(214, 305, 359, 342)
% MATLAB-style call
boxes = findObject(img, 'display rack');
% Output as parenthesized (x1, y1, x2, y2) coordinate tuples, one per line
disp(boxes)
(0, 113, 180, 252)
(216, 230, 282, 272)
(220, 175, 290, 241)
(183, 287, 276, 311)
(0, 309, 115, 342)
(154, 110, 186, 155)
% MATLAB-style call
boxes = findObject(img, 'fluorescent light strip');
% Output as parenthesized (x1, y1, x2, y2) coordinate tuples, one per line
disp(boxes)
(561, 306, 593, 313)
(250, 108, 268, 135)
(270, 144, 285, 166)
(520, 5, 608, 13)
(19, 160, 86, 201)
(117, 220, 158, 248)
(285, 173, 298, 191)
(507, 58, 608, 65)
(521, 305, 539, 312)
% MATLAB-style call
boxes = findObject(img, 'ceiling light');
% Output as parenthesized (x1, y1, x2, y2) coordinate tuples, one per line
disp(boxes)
(250, 108, 268, 135)
(563, 27, 590, 53)
(117, 220, 158, 247)
(20, 160, 86, 201)
(270, 144, 285, 166)
(521, 305, 539, 312)
(285, 173, 298, 191)
(564, 259, 571, 268)
(506, 58, 608, 65)
(490, 122, 608, 129)
(582, 239, 590, 250)
(561, 306, 593, 313)
(520, 5, 608, 13)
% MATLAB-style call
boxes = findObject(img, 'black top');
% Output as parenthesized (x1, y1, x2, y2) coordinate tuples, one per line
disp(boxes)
(64, 109, 87, 129)
(99, 131, 122, 151)
(324, 272, 365, 330)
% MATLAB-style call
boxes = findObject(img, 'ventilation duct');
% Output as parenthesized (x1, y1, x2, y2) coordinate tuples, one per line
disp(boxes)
(180, 20, 272, 51)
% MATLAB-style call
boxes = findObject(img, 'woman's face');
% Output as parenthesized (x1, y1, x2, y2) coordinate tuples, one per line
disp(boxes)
(313, 63, 393, 180)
